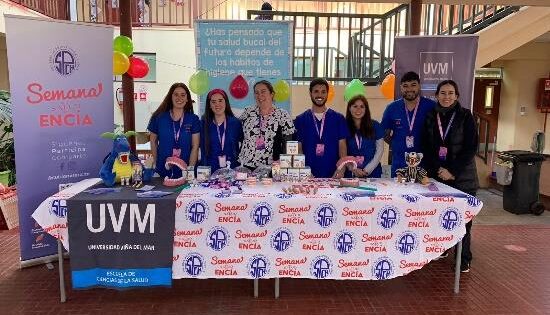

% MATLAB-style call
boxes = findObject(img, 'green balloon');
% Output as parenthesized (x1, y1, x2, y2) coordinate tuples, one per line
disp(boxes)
(344, 79, 365, 102)
(189, 70, 209, 95)
(273, 79, 290, 102)
(113, 35, 134, 57)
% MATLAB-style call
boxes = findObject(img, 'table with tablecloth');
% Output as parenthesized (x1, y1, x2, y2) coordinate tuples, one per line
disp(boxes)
(33, 177, 482, 283)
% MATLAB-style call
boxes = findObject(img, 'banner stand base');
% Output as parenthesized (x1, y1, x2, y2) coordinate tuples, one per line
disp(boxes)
(20, 252, 69, 269)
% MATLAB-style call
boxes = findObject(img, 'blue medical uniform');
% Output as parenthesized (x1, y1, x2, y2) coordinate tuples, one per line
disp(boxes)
(147, 111, 200, 178)
(381, 97, 436, 176)
(294, 108, 349, 178)
(200, 115, 243, 172)
(346, 120, 384, 178)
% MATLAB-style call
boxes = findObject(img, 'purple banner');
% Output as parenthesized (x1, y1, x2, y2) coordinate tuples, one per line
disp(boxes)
(5, 16, 114, 261)
(394, 36, 478, 109)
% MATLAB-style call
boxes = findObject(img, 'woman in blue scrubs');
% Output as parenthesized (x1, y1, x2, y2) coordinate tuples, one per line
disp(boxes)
(345, 95, 384, 178)
(147, 83, 200, 178)
(200, 89, 243, 172)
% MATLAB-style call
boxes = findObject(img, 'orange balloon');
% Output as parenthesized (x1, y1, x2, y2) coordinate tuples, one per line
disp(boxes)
(380, 74, 395, 100)
(327, 84, 335, 103)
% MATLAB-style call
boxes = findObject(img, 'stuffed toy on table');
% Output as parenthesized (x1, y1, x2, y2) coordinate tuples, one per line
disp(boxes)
(395, 152, 429, 185)
(99, 131, 150, 187)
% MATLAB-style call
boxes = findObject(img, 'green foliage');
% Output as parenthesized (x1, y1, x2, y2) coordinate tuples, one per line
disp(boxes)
(0, 90, 15, 185)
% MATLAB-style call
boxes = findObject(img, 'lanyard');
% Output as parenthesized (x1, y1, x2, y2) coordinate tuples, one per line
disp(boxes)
(311, 109, 326, 141)
(437, 112, 456, 142)
(171, 111, 184, 144)
(404, 99, 419, 135)
(355, 133, 362, 150)
(216, 119, 226, 151)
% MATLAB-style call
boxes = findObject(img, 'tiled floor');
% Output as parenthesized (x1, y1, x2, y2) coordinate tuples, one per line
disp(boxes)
(1, 190, 549, 315)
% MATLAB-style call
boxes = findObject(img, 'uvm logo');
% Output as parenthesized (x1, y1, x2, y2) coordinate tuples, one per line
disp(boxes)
(248, 255, 270, 278)
(377, 205, 400, 230)
(207, 226, 229, 251)
(401, 194, 420, 203)
(49, 199, 67, 218)
(271, 228, 293, 252)
(396, 231, 418, 255)
(314, 203, 337, 228)
(310, 255, 332, 279)
(467, 196, 482, 207)
(184, 253, 204, 277)
(49, 46, 79, 76)
(186, 199, 209, 224)
(250, 202, 272, 227)
(274, 193, 293, 199)
(334, 230, 355, 254)
(439, 207, 462, 231)
(372, 257, 394, 280)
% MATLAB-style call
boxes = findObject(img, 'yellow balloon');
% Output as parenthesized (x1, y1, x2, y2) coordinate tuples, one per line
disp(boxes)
(273, 80, 290, 102)
(113, 51, 130, 75)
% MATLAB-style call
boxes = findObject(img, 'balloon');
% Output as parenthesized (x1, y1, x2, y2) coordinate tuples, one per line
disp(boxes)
(113, 51, 130, 75)
(273, 80, 290, 102)
(127, 56, 149, 79)
(113, 35, 134, 57)
(189, 70, 209, 95)
(380, 74, 396, 100)
(344, 79, 365, 102)
(327, 84, 335, 103)
(229, 75, 249, 99)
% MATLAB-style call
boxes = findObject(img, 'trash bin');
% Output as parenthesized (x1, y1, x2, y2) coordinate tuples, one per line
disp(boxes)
(498, 150, 545, 215)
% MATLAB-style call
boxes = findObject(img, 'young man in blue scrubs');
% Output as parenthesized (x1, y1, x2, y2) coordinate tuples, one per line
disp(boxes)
(294, 78, 349, 178)
(381, 71, 436, 176)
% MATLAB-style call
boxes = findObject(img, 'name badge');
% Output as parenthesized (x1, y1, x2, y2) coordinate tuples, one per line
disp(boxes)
(256, 137, 266, 150)
(172, 148, 181, 157)
(405, 136, 414, 149)
(315, 143, 325, 156)
(355, 156, 365, 167)
(218, 155, 227, 168)
(439, 146, 448, 160)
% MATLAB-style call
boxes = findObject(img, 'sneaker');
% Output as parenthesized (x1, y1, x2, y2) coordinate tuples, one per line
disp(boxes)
(432, 250, 449, 261)
(460, 262, 471, 273)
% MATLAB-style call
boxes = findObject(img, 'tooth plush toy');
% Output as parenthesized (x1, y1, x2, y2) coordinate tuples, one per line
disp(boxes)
(395, 152, 429, 185)
(99, 131, 143, 187)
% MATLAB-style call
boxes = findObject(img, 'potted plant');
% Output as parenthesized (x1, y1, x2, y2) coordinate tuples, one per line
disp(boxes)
(0, 90, 15, 186)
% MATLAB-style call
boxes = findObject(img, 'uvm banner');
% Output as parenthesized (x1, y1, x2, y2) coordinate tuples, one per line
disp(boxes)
(394, 35, 478, 109)
(67, 182, 177, 289)
(195, 20, 293, 114)
(5, 16, 114, 262)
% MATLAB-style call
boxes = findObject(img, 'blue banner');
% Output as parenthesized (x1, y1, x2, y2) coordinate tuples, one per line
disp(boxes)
(195, 20, 293, 114)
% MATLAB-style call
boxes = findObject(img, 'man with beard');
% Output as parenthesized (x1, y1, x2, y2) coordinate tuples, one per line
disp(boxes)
(381, 71, 436, 176)
(294, 78, 349, 178)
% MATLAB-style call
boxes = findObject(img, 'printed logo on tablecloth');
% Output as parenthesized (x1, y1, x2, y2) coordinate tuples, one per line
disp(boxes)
(401, 194, 420, 203)
(377, 205, 400, 230)
(186, 199, 209, 224)
(248, 255, 270, 278)
(250, 202, 272, 227)
(184, 253, 205, 277)
(49, 46, 79, 76)
(49, 199, 67, 218)
(310, 255, 333, 279)
(439, 207, 462, 231)
(271, 228, 293, 252)
(334, 230, 355, 254)
(396, 231, 418, 255)
(214, 191, 232, 198)
(467, 196, 482, 207)
(207, 226, 229, 251)
(274, 193, 293, 199)
(340, 191, 374, 202)
(372, 257, 394, 280)
(314, 203, 337, 228)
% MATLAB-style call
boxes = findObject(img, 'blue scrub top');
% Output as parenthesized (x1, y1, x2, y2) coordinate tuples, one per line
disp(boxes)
(295, 108, 349, 178)
(346, 120, 384, 178)
(200, 115, 243, 172)
(381, 97, 436, 175)
(147, 111, 200, 178)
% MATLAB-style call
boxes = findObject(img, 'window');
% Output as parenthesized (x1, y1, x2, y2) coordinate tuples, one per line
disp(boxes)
(484, 86, 494, 109)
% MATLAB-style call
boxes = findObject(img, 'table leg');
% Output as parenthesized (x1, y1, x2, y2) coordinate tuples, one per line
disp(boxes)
(58, 239, 67, 303)
(454, 240, 462, 294)
(254, 279, 258, 298)
(274, 277, 279, 298)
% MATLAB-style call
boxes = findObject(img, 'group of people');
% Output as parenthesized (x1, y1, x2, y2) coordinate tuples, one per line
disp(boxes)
(147, 72, 478, 273)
